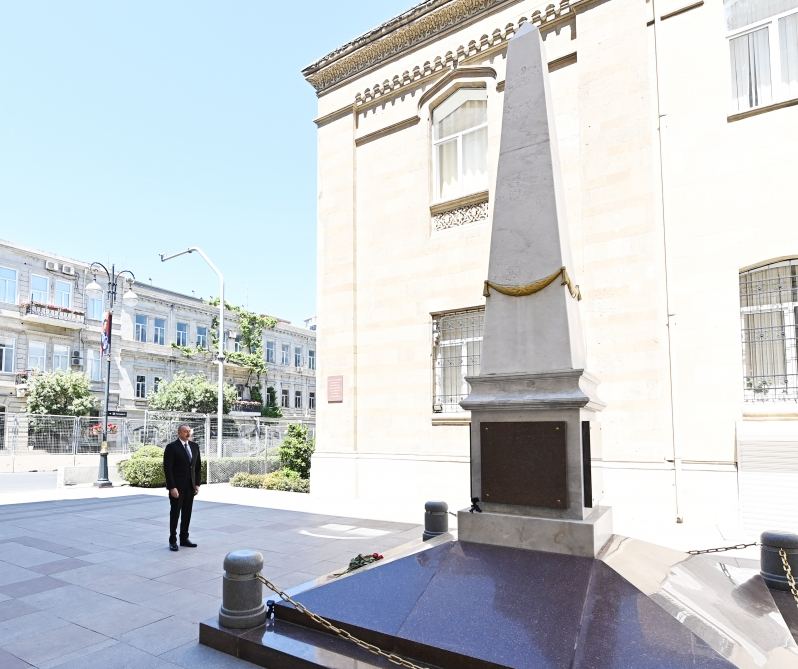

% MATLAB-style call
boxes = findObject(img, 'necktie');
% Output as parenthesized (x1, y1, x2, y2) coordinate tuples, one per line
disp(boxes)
(183, 441, 191, 461)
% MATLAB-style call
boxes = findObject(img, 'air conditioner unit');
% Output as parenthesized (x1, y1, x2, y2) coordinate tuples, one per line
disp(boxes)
(71, 350, 83, 366)
(16, 387, 26, 398)
(61, 265, 75, 276)
(45, 260, 59, 272)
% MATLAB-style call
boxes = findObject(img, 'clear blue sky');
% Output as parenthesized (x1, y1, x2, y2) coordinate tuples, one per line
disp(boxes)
(0, 1, 412, 325)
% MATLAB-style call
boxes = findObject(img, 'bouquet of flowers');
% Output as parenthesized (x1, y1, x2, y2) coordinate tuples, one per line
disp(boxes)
(333, 552, 384, 577)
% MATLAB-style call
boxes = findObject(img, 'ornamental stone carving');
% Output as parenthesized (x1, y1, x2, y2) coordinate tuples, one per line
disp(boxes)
(304, 0, 578, 95)
(433, 201, 489, 231)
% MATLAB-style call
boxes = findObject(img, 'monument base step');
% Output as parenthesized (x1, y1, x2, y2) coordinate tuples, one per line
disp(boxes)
(200, 616, 422, 669)
(457, 505, 613, 557)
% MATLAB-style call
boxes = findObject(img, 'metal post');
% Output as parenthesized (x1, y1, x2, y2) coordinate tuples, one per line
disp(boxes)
(159, 247, 225, 457)
(96, 264, 115, 488)
(88, 261, 136, 488)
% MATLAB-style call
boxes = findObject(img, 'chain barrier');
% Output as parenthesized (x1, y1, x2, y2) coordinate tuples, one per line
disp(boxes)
(686, 542, 758, 555)
(778, 548, 798, 609)
(255, 574, 430, 669)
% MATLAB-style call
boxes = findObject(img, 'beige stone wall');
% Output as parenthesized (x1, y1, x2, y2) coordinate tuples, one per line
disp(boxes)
(310, 0, 798, 515)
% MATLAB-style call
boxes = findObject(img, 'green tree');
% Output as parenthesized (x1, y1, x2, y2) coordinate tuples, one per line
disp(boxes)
(148, 372, 238, 414)
(26, 370, 96, 416)
(261, 386, 282, 418)
(279, 424, 315, 479)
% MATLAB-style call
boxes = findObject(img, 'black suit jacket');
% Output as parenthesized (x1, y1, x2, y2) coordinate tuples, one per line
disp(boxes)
(163, 439, 201, 491)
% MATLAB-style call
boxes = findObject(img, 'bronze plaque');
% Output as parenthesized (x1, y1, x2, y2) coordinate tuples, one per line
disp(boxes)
(481, 421, 567, 508)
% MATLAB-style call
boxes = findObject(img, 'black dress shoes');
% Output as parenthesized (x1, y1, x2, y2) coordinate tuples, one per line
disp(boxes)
(169, 542, 179, 552)
(179, 540, 197, 548)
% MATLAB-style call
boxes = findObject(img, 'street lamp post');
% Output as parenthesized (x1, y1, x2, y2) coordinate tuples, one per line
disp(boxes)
(159, 247, 225, 457)
(85, 263, 138, 488)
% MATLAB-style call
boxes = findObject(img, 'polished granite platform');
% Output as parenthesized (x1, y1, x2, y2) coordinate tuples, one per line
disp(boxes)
(200, 537, 798, 669)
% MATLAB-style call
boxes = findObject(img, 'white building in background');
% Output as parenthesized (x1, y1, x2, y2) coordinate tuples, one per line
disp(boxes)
(303, 0, 798, 532)
(0, 239, 315, 420)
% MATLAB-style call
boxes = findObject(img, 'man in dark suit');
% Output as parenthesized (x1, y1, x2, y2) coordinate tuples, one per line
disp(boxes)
(163, 424, 201, 551)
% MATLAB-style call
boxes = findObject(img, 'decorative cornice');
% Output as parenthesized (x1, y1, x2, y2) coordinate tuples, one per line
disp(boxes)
(351, 1, 578, 108)
(430, 190, 489, 215)
(304, 0, 581, 97)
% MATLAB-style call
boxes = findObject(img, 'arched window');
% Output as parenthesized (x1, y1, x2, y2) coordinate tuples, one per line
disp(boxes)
(432, 89, 488, 202)
(739, 258, 798, 401)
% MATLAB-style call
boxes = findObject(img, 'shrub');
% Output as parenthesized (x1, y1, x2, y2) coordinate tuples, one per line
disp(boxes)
(118, 445, 207, 487)
(279, 424, 315, 479)
(147, 372, 238, 414)
(229, 469, 309, 493)
(265, 469, 309, 493)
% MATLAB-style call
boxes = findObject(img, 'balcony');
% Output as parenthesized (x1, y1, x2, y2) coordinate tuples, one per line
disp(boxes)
(20, 302, 85, 330)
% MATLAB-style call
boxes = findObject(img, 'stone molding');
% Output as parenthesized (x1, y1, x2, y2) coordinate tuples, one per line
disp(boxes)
(432, 195, 490, 231)
(304, 0, 584, 97)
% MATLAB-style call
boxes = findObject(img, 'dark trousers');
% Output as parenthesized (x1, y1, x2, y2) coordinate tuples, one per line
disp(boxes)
(169, 486, 195, 542)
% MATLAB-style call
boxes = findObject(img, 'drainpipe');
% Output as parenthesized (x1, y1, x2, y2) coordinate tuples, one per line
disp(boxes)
(651, 0, 683, 523)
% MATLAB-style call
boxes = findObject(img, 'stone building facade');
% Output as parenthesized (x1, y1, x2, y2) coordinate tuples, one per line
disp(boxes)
(303, 0, 798, 531)
(0, 239, 316, 420)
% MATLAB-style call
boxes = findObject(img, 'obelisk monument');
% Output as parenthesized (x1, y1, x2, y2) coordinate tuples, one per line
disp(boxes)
(459, 23, 612, 557)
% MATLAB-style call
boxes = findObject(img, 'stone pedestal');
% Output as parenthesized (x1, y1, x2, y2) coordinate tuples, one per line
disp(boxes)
(458, 506, 613, 557)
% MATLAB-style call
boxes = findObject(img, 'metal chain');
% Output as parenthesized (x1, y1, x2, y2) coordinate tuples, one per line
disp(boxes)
(778, 548, 798, 609)
(687, 542, 758, 555)
(255, 574, 430, 669)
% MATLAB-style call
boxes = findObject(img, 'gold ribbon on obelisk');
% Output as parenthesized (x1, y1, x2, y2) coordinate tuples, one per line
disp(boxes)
(483, 266, 582, 301)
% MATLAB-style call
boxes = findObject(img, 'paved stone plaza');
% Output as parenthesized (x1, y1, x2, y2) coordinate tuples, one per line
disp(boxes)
(0, 490, 419, 668)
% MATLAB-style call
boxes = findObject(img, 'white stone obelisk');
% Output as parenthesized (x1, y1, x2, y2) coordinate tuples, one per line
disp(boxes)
(459, 24, 611, 557)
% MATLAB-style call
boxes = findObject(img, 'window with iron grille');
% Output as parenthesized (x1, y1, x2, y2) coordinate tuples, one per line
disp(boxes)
(740, 258, 798, 401)
(432, 307, 484, 413)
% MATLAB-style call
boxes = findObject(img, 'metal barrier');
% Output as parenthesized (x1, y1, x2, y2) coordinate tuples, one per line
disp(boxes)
(0, 412, 314, 483)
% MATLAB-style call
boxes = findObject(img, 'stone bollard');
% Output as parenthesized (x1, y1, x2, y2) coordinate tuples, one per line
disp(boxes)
(760, 530, 798, 591)
(423, 501, 449, 541)
(219, 549, 268, 629)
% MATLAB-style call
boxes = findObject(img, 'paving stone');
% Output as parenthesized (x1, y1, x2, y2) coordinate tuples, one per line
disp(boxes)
(161, 641, 261, 668)
(29, 557, 92, 575)
(120, 615, 199, 655)
(2, 620, 107, 665)
(0, 601, 39, 623)
(0, 611, 72, 645)
(0, 562, 42, 587)
(0, 576, 68, 598)
(0, 647, 33, 668)
(0, 542, 69, 567)
(47, 641, 181, 669)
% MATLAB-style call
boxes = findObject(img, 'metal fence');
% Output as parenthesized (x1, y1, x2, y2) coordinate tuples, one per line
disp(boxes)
(0, 411, 315, 483)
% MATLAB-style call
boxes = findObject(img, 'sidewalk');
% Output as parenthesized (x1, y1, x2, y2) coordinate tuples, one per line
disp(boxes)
(0, 484, 421, 668)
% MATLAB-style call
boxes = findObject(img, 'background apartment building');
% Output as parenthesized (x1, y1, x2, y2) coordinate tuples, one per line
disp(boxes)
(303, 0, 798, 533)
(0, 239, 315, 420)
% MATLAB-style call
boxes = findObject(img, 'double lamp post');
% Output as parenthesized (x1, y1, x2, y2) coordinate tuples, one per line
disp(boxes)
(86, 263, 138, 488)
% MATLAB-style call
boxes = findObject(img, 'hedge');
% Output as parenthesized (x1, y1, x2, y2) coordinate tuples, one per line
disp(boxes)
(117, 445, 208, 488)
(229, 469, 310, 493)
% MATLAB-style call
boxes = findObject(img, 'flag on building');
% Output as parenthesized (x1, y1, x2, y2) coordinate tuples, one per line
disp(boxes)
(101, 311, 112, 355)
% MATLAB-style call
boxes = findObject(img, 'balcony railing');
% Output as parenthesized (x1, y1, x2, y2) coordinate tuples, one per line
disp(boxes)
(21, 302, 85, 324)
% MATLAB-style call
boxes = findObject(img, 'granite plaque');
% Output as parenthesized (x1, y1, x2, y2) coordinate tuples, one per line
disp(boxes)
(481, 421, 567, 508)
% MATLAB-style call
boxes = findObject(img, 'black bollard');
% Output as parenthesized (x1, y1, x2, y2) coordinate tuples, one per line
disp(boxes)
(760, 530, 798, 591)
(423, 501, 449, 541)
